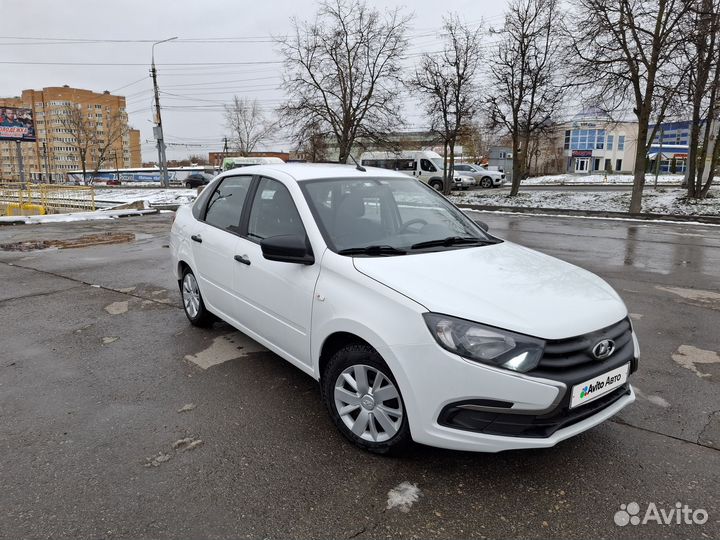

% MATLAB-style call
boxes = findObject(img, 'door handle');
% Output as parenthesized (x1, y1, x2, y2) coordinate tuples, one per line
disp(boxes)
(190, 234, 202, 243)
(234, 254, 251, 266)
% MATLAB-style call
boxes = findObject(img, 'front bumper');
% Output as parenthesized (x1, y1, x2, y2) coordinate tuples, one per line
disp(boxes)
(389, 330, 637, 452)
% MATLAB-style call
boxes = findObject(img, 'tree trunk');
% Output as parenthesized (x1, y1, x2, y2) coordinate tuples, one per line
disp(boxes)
(700, 122, 720, 198)
(629, 117, 650, 214)
(509, 135, 522, 197)
(442, 141, 450, 194)
(446, 139, 456, 195)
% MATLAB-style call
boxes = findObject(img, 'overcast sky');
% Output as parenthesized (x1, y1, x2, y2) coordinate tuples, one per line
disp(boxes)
(2, 0, 508, 161)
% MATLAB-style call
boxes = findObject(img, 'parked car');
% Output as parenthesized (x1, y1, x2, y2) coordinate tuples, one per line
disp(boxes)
(106, 179, 122, 186)
(453, 163, 505, 188)
(184, 173, 211, 189)
(170, 163, 638, 454)
(360, 151, 476, 191)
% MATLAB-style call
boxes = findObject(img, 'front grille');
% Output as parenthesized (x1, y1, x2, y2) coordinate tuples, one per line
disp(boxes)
(536, 318, 633, 371)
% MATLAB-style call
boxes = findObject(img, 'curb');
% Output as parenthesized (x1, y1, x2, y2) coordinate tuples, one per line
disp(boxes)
(456, 203, 720, 226)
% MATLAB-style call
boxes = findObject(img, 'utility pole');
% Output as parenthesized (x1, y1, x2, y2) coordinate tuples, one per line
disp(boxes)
(15, 141, 26, 186)
(221, 136, 228, 172)
(654, 126, 664, 190)
(151, 37, 177, 188)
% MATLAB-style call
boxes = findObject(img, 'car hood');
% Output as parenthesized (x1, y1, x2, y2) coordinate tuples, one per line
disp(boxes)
(352, 241, 627, 340)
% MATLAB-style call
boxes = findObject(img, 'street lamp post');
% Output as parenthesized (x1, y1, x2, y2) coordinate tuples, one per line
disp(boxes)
(151, 37, 177, 188)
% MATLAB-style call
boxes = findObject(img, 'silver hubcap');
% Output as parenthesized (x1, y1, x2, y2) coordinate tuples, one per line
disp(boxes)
(182, 273, 201, 318)
(334, 364, 403, 442)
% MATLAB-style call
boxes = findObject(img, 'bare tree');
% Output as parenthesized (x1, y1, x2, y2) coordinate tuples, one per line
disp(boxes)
(294, 119, 329, 162)
(90, 109, 128, 179)
(570, 0, 693, 212)
(60, 104, 96, 184)
(410, 14, 483, 193)
(278, 0, 410, 164)
(486, 0, 566, 196)
(683, 0, 720, 198)
(224, 96, 274, 155)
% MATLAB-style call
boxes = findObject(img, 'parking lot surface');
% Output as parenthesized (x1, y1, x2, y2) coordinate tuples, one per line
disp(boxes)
(1, 212, 719, 539)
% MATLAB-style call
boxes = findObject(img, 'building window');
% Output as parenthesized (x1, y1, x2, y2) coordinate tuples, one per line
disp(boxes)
(616, 159, 623, 171)
(564, 130, 571, 150)
(618, 136, 625, 151)
(593, 158, 601, 170)
(606, 135, 613, 150)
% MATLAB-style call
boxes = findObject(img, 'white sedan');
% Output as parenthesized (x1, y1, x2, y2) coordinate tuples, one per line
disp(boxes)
(453, 164, 506, 188)
(170, 163, 637, 454)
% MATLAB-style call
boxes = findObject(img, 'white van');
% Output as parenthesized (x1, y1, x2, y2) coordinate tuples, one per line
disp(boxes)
(359, 151, 474, 190)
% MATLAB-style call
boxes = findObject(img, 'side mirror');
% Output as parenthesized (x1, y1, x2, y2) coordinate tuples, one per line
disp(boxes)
(472, 218, 489, 232)
(261, 235, 315, 265)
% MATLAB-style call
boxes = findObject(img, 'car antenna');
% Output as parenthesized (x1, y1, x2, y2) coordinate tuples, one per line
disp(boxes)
(349, 155, 366, 172)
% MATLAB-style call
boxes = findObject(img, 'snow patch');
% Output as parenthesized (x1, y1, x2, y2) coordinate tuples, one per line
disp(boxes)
(656, 286, 720, 308)
(386, 482, 421, 512)
(633, 387, 670, 408)
(184, 333, 267, 370)
(104, 301, 129, 315)
(671, 345, 720, 378)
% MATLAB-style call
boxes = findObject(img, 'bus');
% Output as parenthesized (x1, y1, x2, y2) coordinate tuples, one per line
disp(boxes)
(66, 166, 218, 185)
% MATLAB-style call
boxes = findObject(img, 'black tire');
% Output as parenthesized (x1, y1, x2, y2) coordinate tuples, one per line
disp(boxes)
(180, 267, 214, 327)
(429, 179, 443, 191)
(322, 343, 411, 455)
(481, 177, 493, 188)
(185, 181, 193, 189)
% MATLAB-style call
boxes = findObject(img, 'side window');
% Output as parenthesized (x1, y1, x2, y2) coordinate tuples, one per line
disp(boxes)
(247, 177, 306, 241)
(420, 159, 436, 172)
(204, 175, 253, 232)
(396, 159, 416, 171)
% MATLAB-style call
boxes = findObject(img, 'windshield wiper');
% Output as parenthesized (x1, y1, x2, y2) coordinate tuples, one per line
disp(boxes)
(337, 245, 407, 256)
(410, 236, 497, 250)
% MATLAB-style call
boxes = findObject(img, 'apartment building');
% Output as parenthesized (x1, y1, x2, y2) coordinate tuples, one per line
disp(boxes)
(0, 86, 141, 182)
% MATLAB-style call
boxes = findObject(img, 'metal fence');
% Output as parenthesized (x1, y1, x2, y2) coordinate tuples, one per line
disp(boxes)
(0, 183, 96, 216)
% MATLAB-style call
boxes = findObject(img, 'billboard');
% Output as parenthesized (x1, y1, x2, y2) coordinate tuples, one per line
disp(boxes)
(0, 106, 36, 142)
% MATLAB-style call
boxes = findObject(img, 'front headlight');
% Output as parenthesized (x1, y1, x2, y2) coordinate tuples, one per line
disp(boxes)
(423, 313, 545, 373)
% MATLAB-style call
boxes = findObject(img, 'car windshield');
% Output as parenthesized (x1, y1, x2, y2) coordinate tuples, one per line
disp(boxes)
(431, 158, 444, 171)
(301, 176, 497, 255)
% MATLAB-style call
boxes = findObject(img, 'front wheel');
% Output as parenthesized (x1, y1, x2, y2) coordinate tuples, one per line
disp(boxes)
(185, 181, 192, 189)
(323, 344, 410, 454)
(429, 179, 443, 191)
(180, 268, 214, 327)
(481, 177, 493, 188)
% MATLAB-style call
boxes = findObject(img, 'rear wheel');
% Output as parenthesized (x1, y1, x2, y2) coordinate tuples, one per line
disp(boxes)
(481, 177, 493, 188)
(185, 181, 192, 189)
(322, 343, 410, 454)
(180, 268, 214, 327)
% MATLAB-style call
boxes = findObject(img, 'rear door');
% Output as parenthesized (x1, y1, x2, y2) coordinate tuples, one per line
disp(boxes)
(191, 174, 253, 318)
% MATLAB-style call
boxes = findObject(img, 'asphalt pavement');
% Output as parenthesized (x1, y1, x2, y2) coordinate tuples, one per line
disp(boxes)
(1, 212, 718, 539)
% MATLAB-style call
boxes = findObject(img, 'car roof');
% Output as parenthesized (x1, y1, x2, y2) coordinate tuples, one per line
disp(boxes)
(216, 163, 411, 182)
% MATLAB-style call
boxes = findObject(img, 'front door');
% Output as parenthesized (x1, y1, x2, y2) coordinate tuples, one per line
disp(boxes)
(574, 158, 590, 173)
(233, 176, 321, 367)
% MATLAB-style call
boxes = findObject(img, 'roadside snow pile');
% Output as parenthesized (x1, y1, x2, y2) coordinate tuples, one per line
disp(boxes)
(94, 188, 197, 206)
(522, 173, 682, 185)
(0, 208, 158, 225)
(451, 187, 720, 216)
